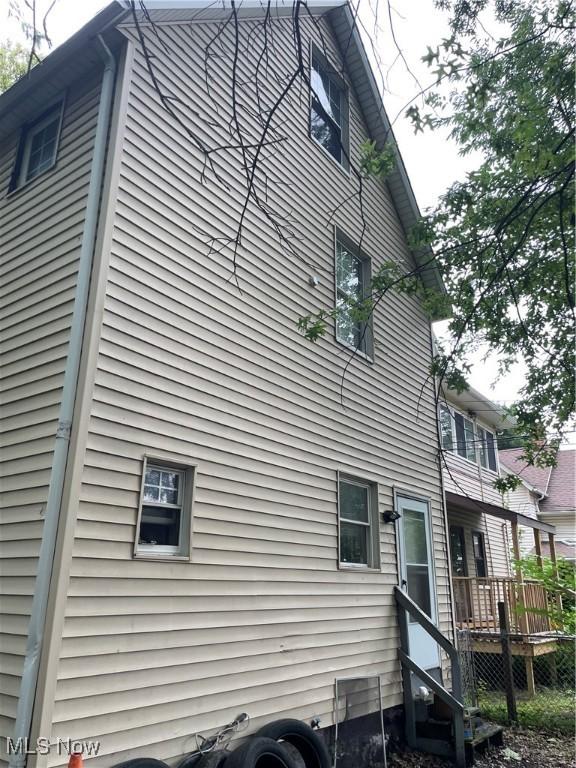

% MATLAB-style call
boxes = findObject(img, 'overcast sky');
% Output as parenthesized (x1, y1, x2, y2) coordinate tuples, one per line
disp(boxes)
(0, 0, 536, 413)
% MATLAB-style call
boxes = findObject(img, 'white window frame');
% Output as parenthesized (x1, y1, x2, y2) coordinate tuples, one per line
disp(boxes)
(334, 230, 373, 359)
(12, 101, 64, 191)
(134, 456, 196, 560)
(309, 44, 350, 171)
(338, 472, 380, 570)
(439, 403, 498, 473)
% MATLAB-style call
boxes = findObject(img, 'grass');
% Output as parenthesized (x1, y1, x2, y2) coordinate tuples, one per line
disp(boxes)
(478, 687, 576, 735)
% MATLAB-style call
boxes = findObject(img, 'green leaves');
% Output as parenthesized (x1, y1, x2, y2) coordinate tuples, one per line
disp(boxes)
(423, 0, 575, 451)
(359, 139, 396, 179)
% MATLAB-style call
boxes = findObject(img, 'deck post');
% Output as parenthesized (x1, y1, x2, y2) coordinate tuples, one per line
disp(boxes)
(548, 532, 563, 617)
(524, 656, 536, 698)
(498, 601, 517, 723)
(533, 528, 542, 569)
(511, 522, 529, 635)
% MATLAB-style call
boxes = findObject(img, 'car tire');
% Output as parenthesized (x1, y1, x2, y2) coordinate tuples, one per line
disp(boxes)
(112, 760, 171, 768)
(196, 752, 230, 767)
(256, 719, 331, 768)
(224, 737, 297, 768)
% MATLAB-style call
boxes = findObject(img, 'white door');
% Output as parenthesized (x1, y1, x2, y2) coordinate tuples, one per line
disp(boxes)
(396, 494, 439, 670)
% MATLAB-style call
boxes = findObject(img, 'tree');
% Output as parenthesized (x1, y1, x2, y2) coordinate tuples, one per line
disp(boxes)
(0, 39, 29, 93)
(302, 0, 575, 472)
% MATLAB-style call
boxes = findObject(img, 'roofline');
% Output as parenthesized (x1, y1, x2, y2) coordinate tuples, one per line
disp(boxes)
(0, 3, 125, 114)
(499, 464, 546, 498)
(336, 3, 444, 296)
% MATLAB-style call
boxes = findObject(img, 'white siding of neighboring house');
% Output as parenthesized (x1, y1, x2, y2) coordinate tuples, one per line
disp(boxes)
(38, 16, 453, 767)
(503, 482, 540, 556)
(0, 76, 102, 767)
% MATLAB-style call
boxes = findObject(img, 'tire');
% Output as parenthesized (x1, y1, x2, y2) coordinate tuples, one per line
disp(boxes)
(255, 719, 331, 768)
(113, 760, 171, 768)
(224, 737, 298, 768)
(196, 752, 230, 768)
(175, 753, 202, 768)
(177, 750, 229, 768)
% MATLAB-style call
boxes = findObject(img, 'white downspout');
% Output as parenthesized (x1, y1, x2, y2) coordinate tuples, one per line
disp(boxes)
(9, 36, 117, 768)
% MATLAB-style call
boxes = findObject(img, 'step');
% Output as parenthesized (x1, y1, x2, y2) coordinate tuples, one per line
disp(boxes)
(464, 723, 504, 766)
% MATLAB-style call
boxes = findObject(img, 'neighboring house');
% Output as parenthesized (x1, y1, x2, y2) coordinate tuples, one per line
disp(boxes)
(0, 3, 466, 767)
(500, 448, 576, 561)
(439, 387, 561, 697)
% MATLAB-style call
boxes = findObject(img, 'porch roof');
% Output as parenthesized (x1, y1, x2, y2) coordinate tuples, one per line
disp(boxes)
(445, 491, 556, 534)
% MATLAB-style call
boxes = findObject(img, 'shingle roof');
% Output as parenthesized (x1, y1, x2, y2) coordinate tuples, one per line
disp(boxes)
(499, 448, 553, 495)
(540, 449, 575, 514)
(500, 447, 575, 513)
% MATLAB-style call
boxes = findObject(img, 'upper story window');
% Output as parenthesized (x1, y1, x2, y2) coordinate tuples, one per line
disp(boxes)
(135, 458, 195, 559)
(338, 475, 380, 568)
(439, 403, 498, 472)
(310, 49, 349, 168)
(335, 235, 372, 356)
(11, 101, 64, 191)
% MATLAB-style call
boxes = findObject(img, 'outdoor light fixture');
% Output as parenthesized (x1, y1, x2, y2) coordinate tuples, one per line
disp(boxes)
(382, 509, 401, 523)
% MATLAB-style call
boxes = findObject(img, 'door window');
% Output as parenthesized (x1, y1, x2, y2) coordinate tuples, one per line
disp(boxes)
(399, 497, 435, 622)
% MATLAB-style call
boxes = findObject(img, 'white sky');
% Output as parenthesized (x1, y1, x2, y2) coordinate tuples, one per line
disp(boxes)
(0, 0, 536, 414)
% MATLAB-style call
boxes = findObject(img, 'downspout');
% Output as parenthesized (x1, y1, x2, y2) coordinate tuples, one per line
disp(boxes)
(9, 36, 117, 768)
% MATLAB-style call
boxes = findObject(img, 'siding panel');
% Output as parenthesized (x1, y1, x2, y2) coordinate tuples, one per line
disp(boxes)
(49, 15, 451, 767)
(0, 71, 102, 754)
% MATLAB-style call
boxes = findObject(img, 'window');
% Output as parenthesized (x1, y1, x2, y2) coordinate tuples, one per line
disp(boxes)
(310, 50, 348, 167)
(338, 475, 379, 568)
(439, 404, 454, 452)
(12, 102, 64, 190)
(135, 458, 195, 558)
(449, 525, 468, 577)
(472, 530, 487, 577)
(335, 235, 371, 355)
(440, 403, 498, 472)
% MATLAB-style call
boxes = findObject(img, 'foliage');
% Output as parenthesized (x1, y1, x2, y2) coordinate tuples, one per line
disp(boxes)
(359, 139, 396, 179)
(478, 686, 575, 734)
(517, 555, 576, 633)
(497, 428, 528, 451)
(0, 39, 29, 93)
(410, 0, 575, 461)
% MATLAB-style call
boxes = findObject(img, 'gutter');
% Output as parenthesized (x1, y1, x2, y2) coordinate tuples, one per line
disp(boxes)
(9, 35, 117, 768)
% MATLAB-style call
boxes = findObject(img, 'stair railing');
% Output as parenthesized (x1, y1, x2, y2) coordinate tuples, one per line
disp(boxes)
(394, 585, 465, 768)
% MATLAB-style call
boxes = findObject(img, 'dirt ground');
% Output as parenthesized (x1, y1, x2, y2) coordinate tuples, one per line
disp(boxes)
(388, 728, 576, 768)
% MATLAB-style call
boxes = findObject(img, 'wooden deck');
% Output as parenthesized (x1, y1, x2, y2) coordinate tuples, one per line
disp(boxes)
(453, 576, 553, 635)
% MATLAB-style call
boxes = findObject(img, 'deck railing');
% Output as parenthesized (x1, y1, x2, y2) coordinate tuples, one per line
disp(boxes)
(452, 576, 552, 634)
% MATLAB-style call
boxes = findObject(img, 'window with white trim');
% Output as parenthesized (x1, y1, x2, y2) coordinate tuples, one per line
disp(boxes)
(11, 101, 64, 190)
(439, 404, 498, 471)
(338, 475, 379, 568)
(135, 459, 195, 558)
(310, 49, 349, 168)
(335, 235, 372, 355)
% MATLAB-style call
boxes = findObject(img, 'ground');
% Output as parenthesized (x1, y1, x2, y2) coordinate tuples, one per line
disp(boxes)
(388, 728, 576, 768)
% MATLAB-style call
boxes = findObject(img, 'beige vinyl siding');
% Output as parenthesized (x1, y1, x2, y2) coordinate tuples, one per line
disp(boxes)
(48, 16, 450, 766)
(0, 76, 102, 764)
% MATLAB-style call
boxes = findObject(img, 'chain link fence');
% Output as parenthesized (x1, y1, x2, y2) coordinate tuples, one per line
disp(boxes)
(458, 629, 575, 734)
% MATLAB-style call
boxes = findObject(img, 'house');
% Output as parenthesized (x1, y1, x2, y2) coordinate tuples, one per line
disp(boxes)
(0, 2, 466, 767)
(500, 448, 575, 562)
(439, 387, 561, 697)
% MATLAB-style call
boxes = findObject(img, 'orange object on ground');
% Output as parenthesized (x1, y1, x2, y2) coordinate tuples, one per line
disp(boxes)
(68, 753, 83, 768)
